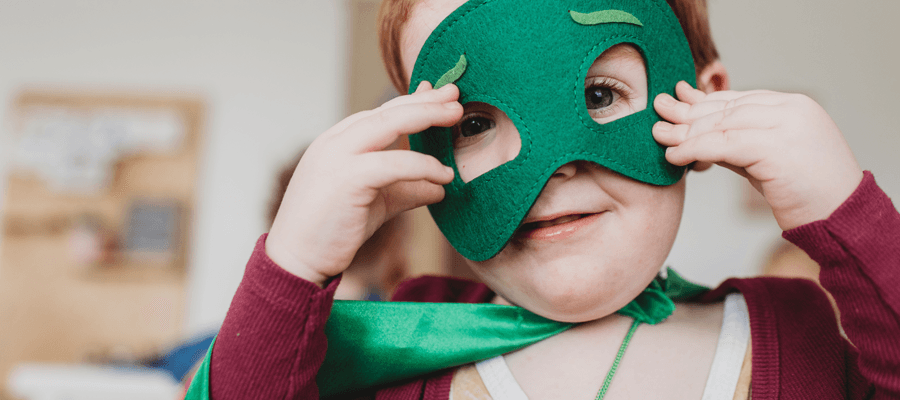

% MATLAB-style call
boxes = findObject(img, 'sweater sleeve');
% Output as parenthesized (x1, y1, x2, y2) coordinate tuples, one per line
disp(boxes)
(208, 234, 341, 399)
(783, 171, 900, 397)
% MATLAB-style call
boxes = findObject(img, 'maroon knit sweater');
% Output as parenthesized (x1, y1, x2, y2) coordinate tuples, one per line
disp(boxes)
(209, 171, 900, 399)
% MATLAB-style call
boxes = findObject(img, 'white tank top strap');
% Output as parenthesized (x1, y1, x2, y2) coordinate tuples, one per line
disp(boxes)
(474, 355, 530, 400)
(700, 292, 751, 400)
(471, 293, 751, 400)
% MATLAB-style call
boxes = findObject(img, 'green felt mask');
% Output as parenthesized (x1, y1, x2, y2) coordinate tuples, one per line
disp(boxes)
(409, 0, 696, 261)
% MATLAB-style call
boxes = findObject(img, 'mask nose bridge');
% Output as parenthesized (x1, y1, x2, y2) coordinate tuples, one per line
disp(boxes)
(501, 40, 615, 175)
(519, 92, 606, 175)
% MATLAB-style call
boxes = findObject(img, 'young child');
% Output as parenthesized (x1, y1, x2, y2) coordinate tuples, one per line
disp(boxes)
(190, 0, 900, 398)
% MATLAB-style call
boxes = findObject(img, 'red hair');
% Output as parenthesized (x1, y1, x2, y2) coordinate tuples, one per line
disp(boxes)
(378, 0, 720, 94)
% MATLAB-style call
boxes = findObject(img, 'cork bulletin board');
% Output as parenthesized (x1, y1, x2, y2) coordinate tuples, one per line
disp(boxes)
(0, 89, 204, 393)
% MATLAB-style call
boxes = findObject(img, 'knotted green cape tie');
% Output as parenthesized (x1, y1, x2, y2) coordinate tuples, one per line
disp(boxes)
(185, 269, 707, 399)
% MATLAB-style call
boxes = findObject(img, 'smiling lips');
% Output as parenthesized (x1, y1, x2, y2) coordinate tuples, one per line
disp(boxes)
(516, 212, 603, 240)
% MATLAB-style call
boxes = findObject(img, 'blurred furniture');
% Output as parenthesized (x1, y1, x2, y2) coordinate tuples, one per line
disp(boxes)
(0, 90, 204, 396)
(7, 363, 180, 400)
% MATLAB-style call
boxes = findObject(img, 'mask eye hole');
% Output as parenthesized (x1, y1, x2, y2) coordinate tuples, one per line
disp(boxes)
(583, 44, 649, 125)
(452, 102, 521, 183)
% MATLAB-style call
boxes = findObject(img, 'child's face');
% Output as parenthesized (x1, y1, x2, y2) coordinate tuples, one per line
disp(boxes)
(402, 0, 686, 323)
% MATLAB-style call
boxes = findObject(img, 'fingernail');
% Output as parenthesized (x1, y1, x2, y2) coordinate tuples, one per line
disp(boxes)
(444, 102, 460, 109)
(655, 122, 672, 132)
(417, 81, 430, 92)
(438, 83, 455, 91)
(659, 94, 677, 106)
(445, 166, 455, 176)
(679, 80, 699, 92)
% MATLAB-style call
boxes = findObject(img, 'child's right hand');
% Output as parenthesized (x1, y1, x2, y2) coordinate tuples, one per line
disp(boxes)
(265, 82, 462, 287)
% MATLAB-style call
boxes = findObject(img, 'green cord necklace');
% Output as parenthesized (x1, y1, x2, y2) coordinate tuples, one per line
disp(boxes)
(595, 319, 642, 400)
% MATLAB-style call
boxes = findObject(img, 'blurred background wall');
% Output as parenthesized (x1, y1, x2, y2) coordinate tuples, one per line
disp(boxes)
(668, 0, 900, 286)
(0, 1, 347, 340)
(0, 0, 897, 396)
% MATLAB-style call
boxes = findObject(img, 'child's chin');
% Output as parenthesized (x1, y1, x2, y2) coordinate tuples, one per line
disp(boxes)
(528, 303, 621, 323)
(510, 288, 632, 323)
(492, 270, 656, 323)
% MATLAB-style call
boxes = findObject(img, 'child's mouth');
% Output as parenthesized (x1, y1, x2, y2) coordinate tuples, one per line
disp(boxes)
(516, 213, 602, 241)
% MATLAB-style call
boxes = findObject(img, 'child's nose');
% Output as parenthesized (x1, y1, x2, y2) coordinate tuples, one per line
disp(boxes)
(550, 161, 581, 180)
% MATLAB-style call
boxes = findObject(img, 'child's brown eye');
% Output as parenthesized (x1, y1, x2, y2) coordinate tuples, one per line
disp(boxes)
(458, 116, 495, 137)
(586, 86, 615, 110)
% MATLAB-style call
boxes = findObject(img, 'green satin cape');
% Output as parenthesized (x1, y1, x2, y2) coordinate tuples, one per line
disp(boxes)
(185, 268, 707, 398)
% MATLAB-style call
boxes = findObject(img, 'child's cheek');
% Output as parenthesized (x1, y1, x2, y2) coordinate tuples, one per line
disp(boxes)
(468, 181, 685, 323)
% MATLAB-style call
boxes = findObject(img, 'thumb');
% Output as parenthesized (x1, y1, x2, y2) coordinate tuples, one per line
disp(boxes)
(381, 180, 446, 219)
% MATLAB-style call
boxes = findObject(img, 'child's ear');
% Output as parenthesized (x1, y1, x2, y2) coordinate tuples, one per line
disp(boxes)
(685, 61, 728, 173)
(697, 60, 730, 94)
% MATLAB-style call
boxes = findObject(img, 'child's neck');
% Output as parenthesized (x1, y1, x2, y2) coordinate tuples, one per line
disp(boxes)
(495, 301, 725, 399)
(489, 294, 514, 307)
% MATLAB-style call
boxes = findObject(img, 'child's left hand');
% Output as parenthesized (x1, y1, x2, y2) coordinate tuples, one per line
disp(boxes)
(652, 81, 863, 230)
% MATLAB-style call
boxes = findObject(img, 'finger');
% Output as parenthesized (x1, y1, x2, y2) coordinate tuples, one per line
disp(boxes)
(415, 80, 432, 93)
(340, 101, 463, 153)
(702, 89, 781, 103)
(655, 92, 736, 124)
(326, 109, 378, 137)
(664, 128, 768, 168)
(324, 84, 459, 141)
(652, 121, 685, 147)
(656, 91, 787, 125)
(674, 80, 706, 104)
(655, 103, 781, 147)
(381, 180, 446, 218)
(378, 83, 459, 111)
(672, 81, 780, 106)
(684, 103, 781, 141)
(702, 91, 787, 107)
(356, 150, 455, 189)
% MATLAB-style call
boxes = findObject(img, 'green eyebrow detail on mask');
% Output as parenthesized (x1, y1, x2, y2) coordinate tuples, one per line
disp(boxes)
(408, 0, 696, 261)
(434, 54, 467, 89)
(569, 10, 643, 26)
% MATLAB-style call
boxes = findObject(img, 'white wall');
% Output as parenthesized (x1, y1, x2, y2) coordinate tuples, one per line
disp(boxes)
(0, 1, 347, 334)
(667, 0, 900, 286)
(0, 0, 897, 333)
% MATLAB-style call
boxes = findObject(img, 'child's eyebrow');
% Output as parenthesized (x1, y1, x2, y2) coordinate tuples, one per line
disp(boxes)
(569, 10, 643, 27)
